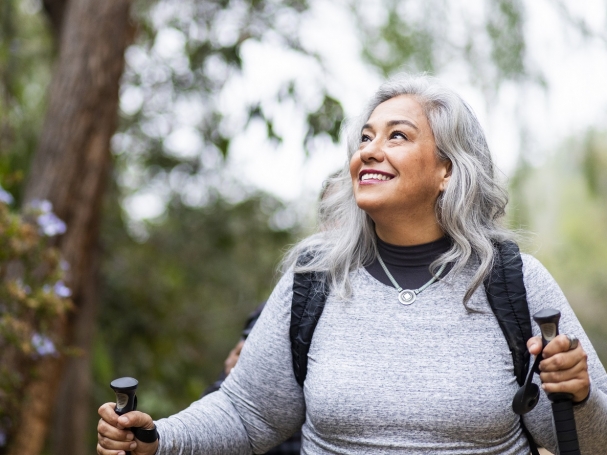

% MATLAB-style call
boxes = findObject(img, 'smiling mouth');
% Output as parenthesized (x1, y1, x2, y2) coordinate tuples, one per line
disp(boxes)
(359, 171, 394, 182)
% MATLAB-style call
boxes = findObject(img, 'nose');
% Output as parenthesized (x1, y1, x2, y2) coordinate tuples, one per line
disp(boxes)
(359, 138, 384, 163)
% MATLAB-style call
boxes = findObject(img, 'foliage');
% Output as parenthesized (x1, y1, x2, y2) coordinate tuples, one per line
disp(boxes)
(0, 0, 54, 204)
(485, 0, 526, 81)
(581, 131, 607, 198)
(115, 0, 344, 211)
(352, 0, 531, 90)
(93, 189, 300, 418)
(0, 193, 72, 447)
(353, 0, 439, 76)
(509, 130, 607, 364)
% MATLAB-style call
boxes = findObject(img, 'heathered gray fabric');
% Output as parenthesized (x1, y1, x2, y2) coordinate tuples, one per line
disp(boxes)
(155, 254, 607, 454)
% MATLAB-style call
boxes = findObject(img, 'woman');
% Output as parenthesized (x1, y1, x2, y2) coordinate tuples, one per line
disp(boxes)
(97, 74, 607, 454)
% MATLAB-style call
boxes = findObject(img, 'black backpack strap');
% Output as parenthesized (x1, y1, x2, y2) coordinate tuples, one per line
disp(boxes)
(520, 417, 541, 455)
(484, 241, 539, 455)
(290, 254, 329, 387)
(484, 241, 532, 384)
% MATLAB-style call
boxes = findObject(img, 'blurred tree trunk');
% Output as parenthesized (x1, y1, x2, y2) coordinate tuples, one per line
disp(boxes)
(42, 0, 68, 40)
(8, 0, 133, 454)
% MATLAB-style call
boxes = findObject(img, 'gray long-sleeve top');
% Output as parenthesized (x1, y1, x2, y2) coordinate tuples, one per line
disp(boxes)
(155, 254, 607, 454)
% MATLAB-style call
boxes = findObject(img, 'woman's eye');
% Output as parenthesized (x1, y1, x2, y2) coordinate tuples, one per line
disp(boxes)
(391, 131, 407, 140)
(361, 134, 372, 143)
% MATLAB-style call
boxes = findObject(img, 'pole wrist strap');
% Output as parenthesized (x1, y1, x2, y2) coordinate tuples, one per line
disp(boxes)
(133, 425, 159, 443)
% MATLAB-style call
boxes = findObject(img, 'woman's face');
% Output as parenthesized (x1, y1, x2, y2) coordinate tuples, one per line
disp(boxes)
(349, 95, 451, 226)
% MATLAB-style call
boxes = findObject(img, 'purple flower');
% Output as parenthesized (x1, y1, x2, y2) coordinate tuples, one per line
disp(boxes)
(53, 280, 71, 298)
(0, 184, 13, 205)
(31, 333, 57, 356)
(26, 199, 67, 236)
(16, 279, 31, 295)
(60, 259, 70, 271)
(0, 429, 6, 447)
(28, 199, 53, 213)
(37, 212, 67, 236)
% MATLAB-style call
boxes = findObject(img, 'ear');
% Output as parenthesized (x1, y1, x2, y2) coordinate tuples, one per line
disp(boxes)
(438, 159, 452, 192)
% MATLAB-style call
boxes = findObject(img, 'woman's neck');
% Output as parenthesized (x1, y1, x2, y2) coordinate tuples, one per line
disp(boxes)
(374, 219, 445, 246)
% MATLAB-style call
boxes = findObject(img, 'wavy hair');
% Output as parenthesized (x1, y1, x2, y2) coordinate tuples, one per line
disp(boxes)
(283, 73, 512, 304)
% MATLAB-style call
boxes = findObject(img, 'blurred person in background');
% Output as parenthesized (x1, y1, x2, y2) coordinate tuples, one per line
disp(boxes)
(97, 73, 607, 455)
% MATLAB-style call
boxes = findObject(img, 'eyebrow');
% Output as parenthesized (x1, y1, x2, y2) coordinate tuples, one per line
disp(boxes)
(362, 119, 420, 132)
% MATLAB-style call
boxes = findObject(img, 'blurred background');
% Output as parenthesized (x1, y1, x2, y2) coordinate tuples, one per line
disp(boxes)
(1, 0, 606, 453)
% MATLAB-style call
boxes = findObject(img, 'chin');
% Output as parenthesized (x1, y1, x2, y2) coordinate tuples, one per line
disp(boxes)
(354, 196, 384, 218)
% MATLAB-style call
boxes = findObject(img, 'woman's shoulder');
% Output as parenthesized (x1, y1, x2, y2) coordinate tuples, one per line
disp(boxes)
(520, 251, 543, 270)
(271, 267, 296, 298)
(520, 252, 570, 313)
(520, 252, 554, 284)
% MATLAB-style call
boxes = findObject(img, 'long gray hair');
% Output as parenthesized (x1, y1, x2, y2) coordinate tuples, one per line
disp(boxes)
(283, 73, 512, 304)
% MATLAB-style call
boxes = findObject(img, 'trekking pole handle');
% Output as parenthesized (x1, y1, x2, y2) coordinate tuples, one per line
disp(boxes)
(533, 309, 581, 455)
(110, 377, 138, 455)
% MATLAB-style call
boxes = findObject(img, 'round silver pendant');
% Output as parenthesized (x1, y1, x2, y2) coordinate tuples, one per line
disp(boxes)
(398, 289, 417, 305)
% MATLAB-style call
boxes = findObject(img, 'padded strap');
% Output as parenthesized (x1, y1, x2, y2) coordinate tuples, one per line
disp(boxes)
(484, 241, 539, 455)
(520, 416, 541, 455)
(483, 241, 533, 386)
(290, 253, 329, 387)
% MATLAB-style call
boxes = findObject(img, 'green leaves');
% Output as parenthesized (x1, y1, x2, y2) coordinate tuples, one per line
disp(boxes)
(305, 94, 344, 153)
(94, 191, 299, 416)
(0, 0, 53, 204)
(352, 0, 530, 92)
(581, 130, 607, 198)
(356, 0, 438, 76)
(486, 0, 526, 81)
(508, 129, 607, 365)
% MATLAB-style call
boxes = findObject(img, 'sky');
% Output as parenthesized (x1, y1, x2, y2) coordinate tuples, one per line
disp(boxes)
(125, 0, 607, 221)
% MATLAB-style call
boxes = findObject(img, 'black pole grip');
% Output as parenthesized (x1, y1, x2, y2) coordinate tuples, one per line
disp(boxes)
(551, 395, 580, 455)
(111, 377, 138, 455)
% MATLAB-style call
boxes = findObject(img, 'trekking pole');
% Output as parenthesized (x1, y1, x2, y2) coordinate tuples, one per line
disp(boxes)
(110, 377, 139, 455)
(533, 309, 581, 455)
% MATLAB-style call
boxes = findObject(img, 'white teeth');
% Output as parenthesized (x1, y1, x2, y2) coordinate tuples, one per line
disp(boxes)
(361, 173, 391, 181)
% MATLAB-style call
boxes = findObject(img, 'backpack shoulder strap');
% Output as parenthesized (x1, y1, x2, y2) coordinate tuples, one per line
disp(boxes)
(483, 241, 540, 455)
(290, 253, 329, 387)
(483, 240, 532, 386)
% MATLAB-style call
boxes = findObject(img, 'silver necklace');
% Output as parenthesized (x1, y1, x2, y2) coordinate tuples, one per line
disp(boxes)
(377, 254, 447, 305)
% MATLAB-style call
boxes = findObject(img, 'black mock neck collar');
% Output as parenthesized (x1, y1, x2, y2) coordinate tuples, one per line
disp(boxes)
(365, 235, 452, 289)
(376, 235, 452, 268)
